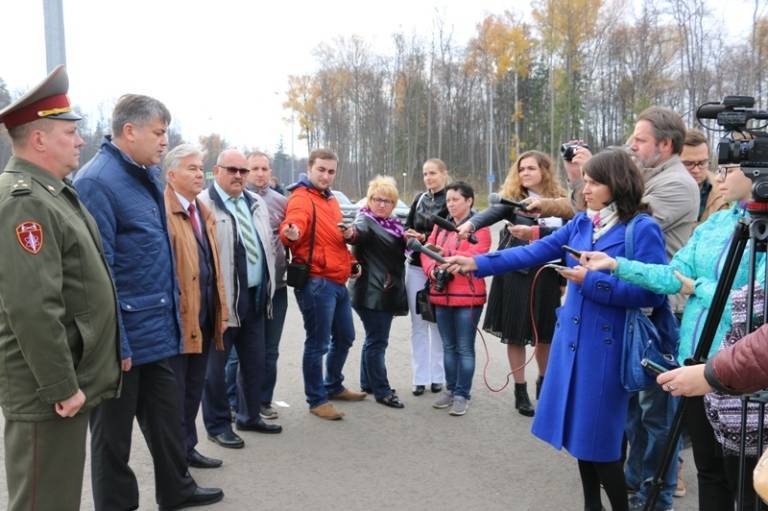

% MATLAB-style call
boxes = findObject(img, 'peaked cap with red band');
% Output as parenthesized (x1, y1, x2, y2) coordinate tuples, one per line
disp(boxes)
(0, 65, 81, 129)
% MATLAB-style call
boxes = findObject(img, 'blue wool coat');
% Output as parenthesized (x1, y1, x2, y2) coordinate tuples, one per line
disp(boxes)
(475, 213, 667, 461)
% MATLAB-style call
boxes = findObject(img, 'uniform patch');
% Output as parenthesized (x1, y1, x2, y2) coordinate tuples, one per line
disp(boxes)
(16, 221, 44, 254)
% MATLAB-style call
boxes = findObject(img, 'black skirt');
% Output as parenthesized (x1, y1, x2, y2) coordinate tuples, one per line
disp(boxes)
(482, 256, 562, 346)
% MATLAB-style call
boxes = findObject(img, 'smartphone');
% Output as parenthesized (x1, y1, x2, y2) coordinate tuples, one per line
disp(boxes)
(544, 263, 569, 271)
(562, 245, 583, 260)
(641, 358, 668, 376)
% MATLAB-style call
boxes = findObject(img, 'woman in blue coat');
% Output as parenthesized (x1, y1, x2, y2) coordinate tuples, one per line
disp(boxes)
(444, 149, 667, 511)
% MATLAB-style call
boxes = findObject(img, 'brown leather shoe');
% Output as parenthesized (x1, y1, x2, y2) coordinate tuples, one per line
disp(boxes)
(310, 403, 345, 420)
(329, 388, 367, 401)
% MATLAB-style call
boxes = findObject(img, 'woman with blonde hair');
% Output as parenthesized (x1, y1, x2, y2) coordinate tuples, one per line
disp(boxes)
(345, 176, 409, 408)
(458, 150, 567, 416)
(403, 159, 450, 396)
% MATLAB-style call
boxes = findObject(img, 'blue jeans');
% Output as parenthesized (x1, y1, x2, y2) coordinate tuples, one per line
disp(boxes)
(625, 386, 680, 510)
(354, 306, 395, 400)
(295, 277, 356, 408)
(435, 305, 482, 400)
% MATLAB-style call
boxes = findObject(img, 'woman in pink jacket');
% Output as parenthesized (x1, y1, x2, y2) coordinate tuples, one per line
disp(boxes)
(422, 181, 491, 416)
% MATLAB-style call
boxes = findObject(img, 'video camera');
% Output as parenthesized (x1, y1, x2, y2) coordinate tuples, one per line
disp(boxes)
(696, 96, 768, 201)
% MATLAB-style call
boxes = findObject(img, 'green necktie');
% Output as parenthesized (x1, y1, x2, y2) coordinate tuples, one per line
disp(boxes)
(232, 197, 259, 265)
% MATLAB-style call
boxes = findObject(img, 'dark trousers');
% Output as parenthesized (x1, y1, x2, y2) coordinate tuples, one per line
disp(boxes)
(204, 286, 266, 433)
(262, 285, 288, 405)
(355, 306, 396, 400)
(90, 360, 196, 510)
(5, 413, 89, 511)
(723, 454, 763, 510)
(685, 395, 733, 510)
(168, 336, 212, 456)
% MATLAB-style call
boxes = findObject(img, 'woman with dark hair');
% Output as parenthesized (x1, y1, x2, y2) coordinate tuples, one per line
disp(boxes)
(584, 161, 764, 510)
(345, 176, 409, 408)
(457, 150, 568, 416)
(422, 181, 491, 416)
(444, 150, 667, 511)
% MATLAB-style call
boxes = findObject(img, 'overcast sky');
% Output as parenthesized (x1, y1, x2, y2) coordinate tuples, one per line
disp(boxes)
(0, 0, 756, 158)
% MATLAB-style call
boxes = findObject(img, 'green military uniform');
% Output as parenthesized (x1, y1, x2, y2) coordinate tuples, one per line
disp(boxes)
(0, 156, 121, 510)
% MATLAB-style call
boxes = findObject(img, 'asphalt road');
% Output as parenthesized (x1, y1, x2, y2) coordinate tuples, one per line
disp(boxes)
(0, 287, 701, 510)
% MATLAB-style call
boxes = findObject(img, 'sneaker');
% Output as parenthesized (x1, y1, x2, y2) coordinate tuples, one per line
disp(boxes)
(260, 405, 278, 420)
(432, 390, 453, 409)
(449, 396, 468, 416)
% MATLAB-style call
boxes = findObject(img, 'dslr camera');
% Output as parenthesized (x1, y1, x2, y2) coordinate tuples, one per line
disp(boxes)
(560, 142, 590, 162)
(697, 96, 768, 201)
(433, 268, 454, 292)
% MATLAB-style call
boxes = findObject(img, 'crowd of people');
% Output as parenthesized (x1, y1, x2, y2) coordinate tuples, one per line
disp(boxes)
(3, 64, 768, 511)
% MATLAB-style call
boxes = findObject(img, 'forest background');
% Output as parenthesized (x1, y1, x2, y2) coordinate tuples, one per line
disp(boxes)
(1, 0, 766, 202)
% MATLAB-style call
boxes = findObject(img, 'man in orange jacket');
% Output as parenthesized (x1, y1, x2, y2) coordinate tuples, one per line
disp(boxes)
(280, 149, 366, 420)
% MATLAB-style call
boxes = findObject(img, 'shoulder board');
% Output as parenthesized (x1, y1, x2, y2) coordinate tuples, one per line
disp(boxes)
(10, 175, 32, 196)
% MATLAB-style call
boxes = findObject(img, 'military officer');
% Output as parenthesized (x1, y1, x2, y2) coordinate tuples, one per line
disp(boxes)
(0, 66, 121, 511)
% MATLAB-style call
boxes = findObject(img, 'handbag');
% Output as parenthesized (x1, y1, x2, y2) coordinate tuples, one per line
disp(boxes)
(415, 280, 437, 323)
(620, 214, 680, 392)
(286, 202, 316, 290)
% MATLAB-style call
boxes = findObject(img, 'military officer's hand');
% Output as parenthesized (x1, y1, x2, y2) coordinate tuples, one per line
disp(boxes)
(56, 389, 86, 418)
(121, 357, 132, 372)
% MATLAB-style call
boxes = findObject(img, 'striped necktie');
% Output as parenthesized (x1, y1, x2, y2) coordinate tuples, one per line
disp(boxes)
(231, 197, 260, 264)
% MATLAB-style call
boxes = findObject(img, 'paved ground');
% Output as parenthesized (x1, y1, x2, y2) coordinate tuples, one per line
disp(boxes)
(0, 291, 701, 510)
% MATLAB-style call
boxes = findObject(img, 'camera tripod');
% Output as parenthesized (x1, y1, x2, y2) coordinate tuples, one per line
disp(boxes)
(644, 205, 768, 511)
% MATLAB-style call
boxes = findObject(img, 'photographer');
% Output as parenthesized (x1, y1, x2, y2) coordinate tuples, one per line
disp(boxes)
(522, 140, 590, 217)
(457, 151, 568, 416)
(422, 181, 491, 417)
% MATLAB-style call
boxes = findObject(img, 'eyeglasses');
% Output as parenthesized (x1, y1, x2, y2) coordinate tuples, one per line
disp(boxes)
(682, 159, 710, 171)
(717, 165, 740, 178)
(370, 197, 394, 205)
(219, 165, 249, 176)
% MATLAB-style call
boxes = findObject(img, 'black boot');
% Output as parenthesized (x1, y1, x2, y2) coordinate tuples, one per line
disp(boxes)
(536, 375, 544, 400)
(514, 383, 535, 417)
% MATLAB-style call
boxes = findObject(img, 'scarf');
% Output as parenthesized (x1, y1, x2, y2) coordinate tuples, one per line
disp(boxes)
(360, 206, 404, 238)
(586, 203, 619, 243)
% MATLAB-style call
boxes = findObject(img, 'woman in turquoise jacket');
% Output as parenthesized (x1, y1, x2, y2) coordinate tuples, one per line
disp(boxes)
(583, 162, 760, 511)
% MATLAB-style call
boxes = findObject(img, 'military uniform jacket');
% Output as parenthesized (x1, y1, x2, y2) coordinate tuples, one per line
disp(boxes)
(0, 157, 121, 421)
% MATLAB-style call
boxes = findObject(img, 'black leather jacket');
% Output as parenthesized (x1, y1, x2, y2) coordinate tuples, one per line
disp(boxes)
(348, 214, 408, 314)
(405, 188, 448, 266)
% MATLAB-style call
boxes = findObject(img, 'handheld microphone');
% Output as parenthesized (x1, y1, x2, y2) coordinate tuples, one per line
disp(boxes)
(406, 238, 466, 275)
(488, 193, 528, 210)
(431, 215, 478, 244)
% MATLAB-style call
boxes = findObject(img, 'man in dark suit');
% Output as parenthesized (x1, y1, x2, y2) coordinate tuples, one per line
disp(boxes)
(164, 144, 229, 468)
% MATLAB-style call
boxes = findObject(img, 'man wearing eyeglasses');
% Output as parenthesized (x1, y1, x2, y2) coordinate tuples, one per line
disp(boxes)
(681, 128, 727, 224)
(198, 149, 281, 450)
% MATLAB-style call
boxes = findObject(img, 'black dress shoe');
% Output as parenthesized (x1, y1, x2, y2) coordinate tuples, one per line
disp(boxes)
(412, 385, 425, 396)
(187, 449, 222, 469)
(236, 418, 283, 434)
(376, 393, 405, 409)
(431, 383, 443, 393)
(159, 485, 224, 510)
(207, 430, 244, 449)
